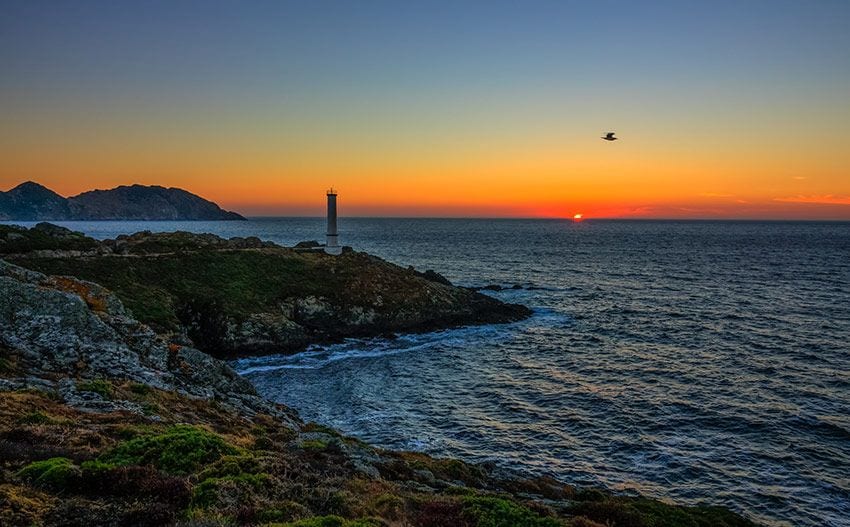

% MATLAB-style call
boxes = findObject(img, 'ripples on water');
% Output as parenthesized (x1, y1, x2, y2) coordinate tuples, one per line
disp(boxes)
(11, 218, 850, 527)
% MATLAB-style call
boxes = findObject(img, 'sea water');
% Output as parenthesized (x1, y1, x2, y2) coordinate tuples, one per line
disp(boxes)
(8, 218, 849, 526)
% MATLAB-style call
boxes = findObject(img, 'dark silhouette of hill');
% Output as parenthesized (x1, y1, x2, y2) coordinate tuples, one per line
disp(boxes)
(0, 182, 71, 220)
(0, 182, 244, 220)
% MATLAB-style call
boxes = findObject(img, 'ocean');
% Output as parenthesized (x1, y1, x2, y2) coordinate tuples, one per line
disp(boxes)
(7, 218, 849, 526)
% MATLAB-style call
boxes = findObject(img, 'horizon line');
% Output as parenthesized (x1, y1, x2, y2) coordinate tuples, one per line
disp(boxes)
(243, 215, 850, 222)
(3, 216, 850, 222)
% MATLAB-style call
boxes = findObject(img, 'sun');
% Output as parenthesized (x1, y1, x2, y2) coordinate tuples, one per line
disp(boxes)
(573, 213, 583, 221)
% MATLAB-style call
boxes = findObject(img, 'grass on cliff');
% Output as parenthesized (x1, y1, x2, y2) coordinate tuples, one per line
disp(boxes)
(10, 248, 453, 333)
(10, 250, 345, 330)
(0, 387, 758, 527)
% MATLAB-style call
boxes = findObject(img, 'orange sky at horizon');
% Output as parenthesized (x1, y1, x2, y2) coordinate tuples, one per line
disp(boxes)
(2, 126, 848, 219)
(2, 2, 849, 220)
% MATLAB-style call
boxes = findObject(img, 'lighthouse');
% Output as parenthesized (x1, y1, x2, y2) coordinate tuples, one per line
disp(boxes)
(325, 188, 341, 255)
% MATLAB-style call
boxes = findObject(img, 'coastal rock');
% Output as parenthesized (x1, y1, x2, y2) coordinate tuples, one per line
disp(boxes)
(0, 224, 99, 255)
(410, 267, 453, 286)
(294, 240, 322, 249)
(0, 259, 297, 425)
(6, 227, 532, 357)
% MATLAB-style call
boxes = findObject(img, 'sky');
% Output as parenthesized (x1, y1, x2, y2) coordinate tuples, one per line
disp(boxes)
(1, 0, 849, 218)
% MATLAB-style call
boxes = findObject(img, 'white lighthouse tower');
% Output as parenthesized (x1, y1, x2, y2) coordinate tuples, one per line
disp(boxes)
(325, 188, 341, 255)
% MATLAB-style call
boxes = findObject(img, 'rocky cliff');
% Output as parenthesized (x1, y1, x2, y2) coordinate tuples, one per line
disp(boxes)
(3, 225, 531, 357)
(0, 182, 244, 221)
(0, 258, 758, 527)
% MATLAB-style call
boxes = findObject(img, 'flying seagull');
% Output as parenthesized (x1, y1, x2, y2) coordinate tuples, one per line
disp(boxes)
(601, 132, 618, 141)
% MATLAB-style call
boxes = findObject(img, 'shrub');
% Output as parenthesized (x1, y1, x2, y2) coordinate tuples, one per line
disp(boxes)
(101, 425, 238, 475)
(17, 457, 79, 489)
(461, 496, 563, 527)
(301, 439, 329, 451)
(370, 493, 405, 520)
(196, 454, 261, 480)
(191, 472, 270, 509)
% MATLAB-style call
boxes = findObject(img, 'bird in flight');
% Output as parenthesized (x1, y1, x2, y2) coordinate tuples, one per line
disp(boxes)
(601, 132, 618, 141)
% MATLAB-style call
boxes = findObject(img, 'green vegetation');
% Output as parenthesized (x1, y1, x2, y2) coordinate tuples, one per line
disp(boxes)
(271, 516, 384, 527)
(192, 472, 271, 509)
(13, 250, 329, 331)
(101, 424, 239, 475)
(0, 388, 758, 527)
(76, 378, 113, 398)
(0, 231, 756, 527)
(462, 496, 563, 527)
(0, 224, 98, 254)
(568, 496, 757, 527)
(16, 458, 78, 490)
(300, 438, 330, 451)
(7, 228, 528, 358)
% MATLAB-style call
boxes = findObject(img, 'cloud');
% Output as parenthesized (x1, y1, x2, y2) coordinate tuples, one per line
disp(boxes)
(792, 176, 807, 180)
(774, 195, 850, 205)
(698, 192, 734, 198)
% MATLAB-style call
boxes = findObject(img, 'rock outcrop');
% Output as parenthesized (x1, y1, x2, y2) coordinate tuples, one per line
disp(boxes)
(0, 259, 294, 423)
(5, 226, 532, 357)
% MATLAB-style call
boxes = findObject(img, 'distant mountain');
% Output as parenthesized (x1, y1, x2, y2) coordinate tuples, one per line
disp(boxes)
(68, 184, 245, 220)
(0, 182, 245, 221)
(0, 182, 71, 220)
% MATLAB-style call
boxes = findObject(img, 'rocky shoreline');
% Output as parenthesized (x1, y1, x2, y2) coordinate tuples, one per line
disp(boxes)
(0, 224, 758, 526)
(1, 224, 531, 358)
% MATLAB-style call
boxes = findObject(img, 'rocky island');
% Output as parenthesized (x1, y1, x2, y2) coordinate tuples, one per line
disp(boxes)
(0, 182, 244, 221)
(0, 224, 757, 526)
